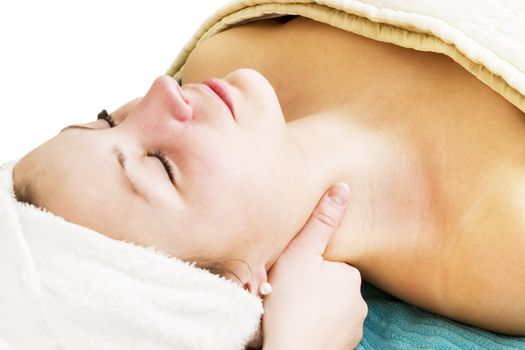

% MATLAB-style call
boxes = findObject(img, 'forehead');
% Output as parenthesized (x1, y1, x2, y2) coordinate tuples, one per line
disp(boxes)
(20, 130, 111, 204)
(25, 132, 154, 237)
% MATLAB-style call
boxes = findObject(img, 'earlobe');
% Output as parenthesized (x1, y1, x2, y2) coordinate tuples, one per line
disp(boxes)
(243, 264, 269, 296)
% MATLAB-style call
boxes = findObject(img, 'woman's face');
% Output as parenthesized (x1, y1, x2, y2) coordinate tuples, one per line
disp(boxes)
(14, 68, 305, 272)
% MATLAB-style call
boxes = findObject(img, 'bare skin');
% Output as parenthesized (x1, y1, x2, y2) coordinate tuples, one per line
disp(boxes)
(182, 16, 525, 335)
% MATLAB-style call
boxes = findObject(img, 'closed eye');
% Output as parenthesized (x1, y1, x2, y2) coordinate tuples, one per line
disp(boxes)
(148, 150, 176, 185)
(97, 110, 175, 185)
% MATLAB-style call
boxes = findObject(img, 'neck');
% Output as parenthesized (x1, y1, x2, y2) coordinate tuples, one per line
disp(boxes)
(265, 106, 418, 266)
(232, 109, 358, 292)
(287, 111, 353, 207)
(282, 105, 440, 269)
(235, 102, 435, 290)
(264, 110, 359, 264)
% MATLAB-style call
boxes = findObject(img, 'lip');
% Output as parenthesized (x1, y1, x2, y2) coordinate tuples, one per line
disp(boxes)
(201, 78, 236, 121)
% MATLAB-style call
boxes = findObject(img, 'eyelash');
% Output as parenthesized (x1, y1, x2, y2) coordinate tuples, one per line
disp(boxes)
(97, 109, 116, 127)
(148, 150, 175, 185)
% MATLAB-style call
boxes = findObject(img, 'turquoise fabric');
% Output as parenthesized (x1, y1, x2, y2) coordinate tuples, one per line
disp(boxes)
(357, 283, 525, 349)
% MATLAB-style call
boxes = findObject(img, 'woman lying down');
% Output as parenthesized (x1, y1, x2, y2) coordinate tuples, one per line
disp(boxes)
(2, 155, 362, 349)
(5, 14, 525, 346)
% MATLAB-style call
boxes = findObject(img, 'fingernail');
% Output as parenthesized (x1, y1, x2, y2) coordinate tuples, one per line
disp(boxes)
(327, 183, 350, 206)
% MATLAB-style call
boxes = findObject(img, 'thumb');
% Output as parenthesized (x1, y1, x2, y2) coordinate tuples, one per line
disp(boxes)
(288, 182, 350, 256)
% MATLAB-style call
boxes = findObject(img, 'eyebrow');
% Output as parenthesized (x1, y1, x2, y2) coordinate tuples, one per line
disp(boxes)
(60, 124, 96, 133)
(112, 146, 151, 204)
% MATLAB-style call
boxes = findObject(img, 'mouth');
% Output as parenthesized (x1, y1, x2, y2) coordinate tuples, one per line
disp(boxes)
(201, 78, 236, 121)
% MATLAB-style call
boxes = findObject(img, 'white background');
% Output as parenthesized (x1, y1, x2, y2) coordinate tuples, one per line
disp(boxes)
(0, 1, 231, 162)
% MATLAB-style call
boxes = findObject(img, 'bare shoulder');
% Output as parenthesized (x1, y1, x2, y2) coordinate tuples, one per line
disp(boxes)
(436, 165, 525, 335)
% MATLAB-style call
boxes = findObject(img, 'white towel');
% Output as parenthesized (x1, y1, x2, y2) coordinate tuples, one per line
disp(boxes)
(0, 160, 263, 350)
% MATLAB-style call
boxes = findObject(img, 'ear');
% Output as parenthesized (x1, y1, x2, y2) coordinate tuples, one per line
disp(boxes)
(110, 97, 142, 124)
(243, 264, 268, 297)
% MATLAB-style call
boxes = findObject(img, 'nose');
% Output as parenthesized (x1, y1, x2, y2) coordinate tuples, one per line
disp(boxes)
(123, 76, 195, 148)
(150, 75, 193, 122)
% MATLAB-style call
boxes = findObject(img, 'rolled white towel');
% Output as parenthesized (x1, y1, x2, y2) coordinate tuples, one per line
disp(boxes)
(0, 160, 263, 350)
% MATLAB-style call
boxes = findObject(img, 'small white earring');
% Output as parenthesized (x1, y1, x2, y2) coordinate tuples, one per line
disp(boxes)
(259, 282, 272, 296)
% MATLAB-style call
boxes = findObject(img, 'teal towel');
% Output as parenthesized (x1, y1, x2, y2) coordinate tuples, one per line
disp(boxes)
(357, 283, 525, 349)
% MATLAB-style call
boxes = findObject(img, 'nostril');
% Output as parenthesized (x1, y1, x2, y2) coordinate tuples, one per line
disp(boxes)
(176, 83, 191, 105)
(164, 77, 193, 121)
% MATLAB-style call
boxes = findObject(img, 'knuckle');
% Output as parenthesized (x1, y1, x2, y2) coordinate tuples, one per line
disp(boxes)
(314, 207, 340, 228)
(347, 266, 362, 281)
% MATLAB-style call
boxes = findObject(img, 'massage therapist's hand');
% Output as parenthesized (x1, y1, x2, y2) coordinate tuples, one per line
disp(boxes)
(262, 183, 367, 350)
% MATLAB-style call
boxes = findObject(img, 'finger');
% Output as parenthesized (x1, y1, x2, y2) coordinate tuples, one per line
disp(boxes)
(288, 182, 350, 256)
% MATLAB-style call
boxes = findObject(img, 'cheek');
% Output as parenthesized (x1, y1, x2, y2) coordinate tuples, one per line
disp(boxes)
(181, 155, 240, 216)
(182, 134, 293, 229)
(182, 153, 258, 229)
(184, 142, 247, 189)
